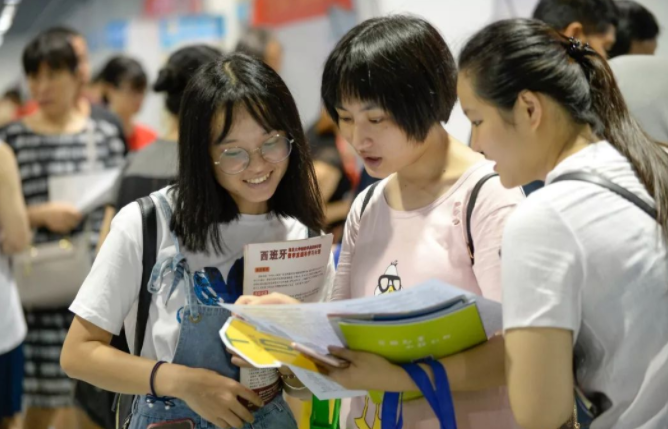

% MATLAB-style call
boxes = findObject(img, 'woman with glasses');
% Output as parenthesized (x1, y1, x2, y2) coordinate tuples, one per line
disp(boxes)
(60, 53, 333, 429)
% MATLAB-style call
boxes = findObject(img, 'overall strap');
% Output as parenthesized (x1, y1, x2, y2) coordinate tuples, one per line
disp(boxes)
(148, 192, 195, 314)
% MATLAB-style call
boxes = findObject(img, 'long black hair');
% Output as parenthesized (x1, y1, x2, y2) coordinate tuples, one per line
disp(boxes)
(459, 18, 668, 242)
(171, 53, 324, 254)
(321, 15, 457, 142)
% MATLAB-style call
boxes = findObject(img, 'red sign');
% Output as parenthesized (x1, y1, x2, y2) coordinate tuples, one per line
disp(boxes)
(253, 0, 353, 26)
(143, 0, 202, 18)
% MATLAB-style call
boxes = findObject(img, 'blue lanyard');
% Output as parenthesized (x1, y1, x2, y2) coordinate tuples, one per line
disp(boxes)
(381, 360, 457, 429)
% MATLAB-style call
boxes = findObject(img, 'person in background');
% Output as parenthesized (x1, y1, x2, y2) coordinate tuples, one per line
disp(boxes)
(17, 27, 129, 153)
(98, 55, 157, 152)
(0, 88, 22, 127)
(608, 0, 660, 58)
(235, 27, 283, 72)
(611, 55, 668, 143)
(458, 18, 668, 429)
(306, 108, 353, 243)
(0, 29, 126, 429)
(0, 143, 31, 429)
(533, 0, 619, 59)
(96, 45, 222, 252)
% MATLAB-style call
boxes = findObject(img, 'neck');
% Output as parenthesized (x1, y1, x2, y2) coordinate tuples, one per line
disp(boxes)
(40, 108, 79, 129)
(120, 115, 133, 137)
(236, 201, 269, 215)
(542, 123, 596, 179)
(395, 126, 451, 188)
(164, 115, 179, 142)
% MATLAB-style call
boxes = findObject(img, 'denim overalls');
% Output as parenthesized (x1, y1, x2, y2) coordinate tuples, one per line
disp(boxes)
(128, 193, 297, 429)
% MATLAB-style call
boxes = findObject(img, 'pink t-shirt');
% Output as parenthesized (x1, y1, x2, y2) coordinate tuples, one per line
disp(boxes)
(333, 161, 524, 429)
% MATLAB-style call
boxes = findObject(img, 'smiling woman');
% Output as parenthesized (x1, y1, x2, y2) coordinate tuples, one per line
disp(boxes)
(61, 53, 334, 429)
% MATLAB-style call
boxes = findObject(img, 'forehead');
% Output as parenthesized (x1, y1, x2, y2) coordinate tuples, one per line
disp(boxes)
(337, 98, 383, 112)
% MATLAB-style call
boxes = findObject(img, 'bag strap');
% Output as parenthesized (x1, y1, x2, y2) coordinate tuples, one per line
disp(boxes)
(360, 182, 380, 218)
(465, 173, 499, 265)
(552, 171, 657, 220)
(134, 196, 158, 356)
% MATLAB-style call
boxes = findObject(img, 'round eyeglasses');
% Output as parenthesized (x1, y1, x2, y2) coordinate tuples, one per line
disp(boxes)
(214, 134, 293, 175)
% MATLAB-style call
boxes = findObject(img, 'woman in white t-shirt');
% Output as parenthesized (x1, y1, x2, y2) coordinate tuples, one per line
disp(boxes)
(457, 19, 668, 429)
(61, 53, 333, 429)
(0, 142, 31, 429)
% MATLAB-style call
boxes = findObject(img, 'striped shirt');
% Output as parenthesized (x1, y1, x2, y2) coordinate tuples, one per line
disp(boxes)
(0, 118, 126, 248)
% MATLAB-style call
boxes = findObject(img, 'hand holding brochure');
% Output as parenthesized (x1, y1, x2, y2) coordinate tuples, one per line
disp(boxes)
(221, 279, 501, 400)
(236, 233, 333, 403)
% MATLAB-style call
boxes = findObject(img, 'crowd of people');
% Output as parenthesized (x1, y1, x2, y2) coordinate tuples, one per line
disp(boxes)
(0, 1, 666, 429)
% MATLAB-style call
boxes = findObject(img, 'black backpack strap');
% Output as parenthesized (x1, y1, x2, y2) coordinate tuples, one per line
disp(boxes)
(134, 196, 158, 356)
(466, 173, 499, 265)
(552, 171, 657, 220)
(360, 182, 380, 218)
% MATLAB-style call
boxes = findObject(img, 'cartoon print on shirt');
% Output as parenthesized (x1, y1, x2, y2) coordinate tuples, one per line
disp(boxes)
(375, 261, 402, 296)
(177, 258, 245, 322)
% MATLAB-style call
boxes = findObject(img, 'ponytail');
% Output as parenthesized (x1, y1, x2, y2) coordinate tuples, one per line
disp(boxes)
(578, 43, 668, 241)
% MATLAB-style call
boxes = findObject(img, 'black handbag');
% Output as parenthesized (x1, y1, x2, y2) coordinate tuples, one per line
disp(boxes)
(73, 196, 158, 429)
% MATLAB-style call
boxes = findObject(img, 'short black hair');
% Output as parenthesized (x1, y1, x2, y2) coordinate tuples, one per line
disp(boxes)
(153, 44, 222, 116)
(98, 55, 148, 102)
(609, 1, 660, 58)
(172, 53, 324, 254)
(234, 27, 274, 61)
(22, 30, 78, 76)
(533, 0, 619, 34)
(321, 15, 457, 142)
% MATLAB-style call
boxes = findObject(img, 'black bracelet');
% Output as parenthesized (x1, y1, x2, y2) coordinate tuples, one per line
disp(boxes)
(150, 360, 167, 398)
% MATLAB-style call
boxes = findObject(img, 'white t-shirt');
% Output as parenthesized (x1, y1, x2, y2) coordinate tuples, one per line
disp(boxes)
(0, 253, 27, 354)
(503, 141, 668, 429)
(71, 187, 336, 361)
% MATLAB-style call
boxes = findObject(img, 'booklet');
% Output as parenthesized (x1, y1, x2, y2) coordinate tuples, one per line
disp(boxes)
(221, 279, 501, 400)
(237, 233, 333, 403)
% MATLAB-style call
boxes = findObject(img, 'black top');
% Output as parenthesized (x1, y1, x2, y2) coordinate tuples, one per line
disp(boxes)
(114, 139, 178, 210)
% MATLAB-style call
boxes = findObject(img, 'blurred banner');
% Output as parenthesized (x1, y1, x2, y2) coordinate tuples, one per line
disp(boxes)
(143, 0, 203, 17)
(253, 0, 353, 26)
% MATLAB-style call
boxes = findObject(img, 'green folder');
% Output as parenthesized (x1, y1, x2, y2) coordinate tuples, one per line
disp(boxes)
(336, 300, 487, 403)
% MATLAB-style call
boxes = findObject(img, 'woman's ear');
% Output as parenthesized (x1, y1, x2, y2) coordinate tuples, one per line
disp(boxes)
(563, 22, 585, 40)
(514, 90, 542, 132)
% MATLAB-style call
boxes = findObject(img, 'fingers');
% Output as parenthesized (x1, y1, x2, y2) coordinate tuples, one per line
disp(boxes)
(218, 409, 245, 429)
(234, 385, 264, 409)
(228, 397, 256, 424)
(235, 295, 256, 305)
(328, 346, 357, 361)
